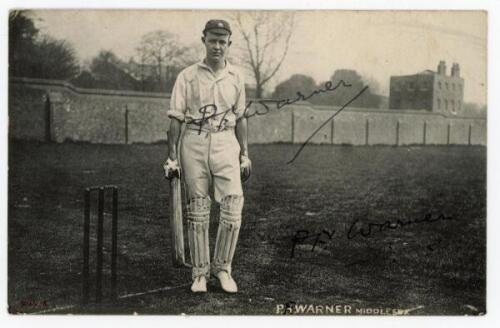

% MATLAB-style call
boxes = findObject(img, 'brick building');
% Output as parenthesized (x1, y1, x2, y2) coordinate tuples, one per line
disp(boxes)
(389, 61, 464, 114)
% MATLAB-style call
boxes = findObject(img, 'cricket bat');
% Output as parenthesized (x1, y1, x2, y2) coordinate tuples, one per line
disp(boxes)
(168, 140, 187, 268)
(169, 172, 186, 267)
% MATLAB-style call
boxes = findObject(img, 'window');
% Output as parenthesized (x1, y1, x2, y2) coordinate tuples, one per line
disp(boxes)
(445, 82, 449, 90)
(437, 98, 441, 109)
(451, 100, 455, 113)
(438, 81, 442, 89)
(452, 83, 455, 91)
(458, 101, 461, 111)
(445, 100, 448, 110)
(408, 81, 415, 90)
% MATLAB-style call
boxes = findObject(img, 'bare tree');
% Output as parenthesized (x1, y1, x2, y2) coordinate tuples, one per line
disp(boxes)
(178, 43, 204, 67)
(231, 12, 295, 98)
(136, 30, 183, 86)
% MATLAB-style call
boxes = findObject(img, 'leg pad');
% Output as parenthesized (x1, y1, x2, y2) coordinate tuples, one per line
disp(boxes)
(213, 195, 244, 275)
(187, 197, 211, 279)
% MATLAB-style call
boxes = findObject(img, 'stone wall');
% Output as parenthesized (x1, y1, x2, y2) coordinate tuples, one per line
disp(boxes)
(9, 84, 49, 141)
(9, 77, 486, 146)
(9, 77, 170, 144)
(277, 105, 485, 146)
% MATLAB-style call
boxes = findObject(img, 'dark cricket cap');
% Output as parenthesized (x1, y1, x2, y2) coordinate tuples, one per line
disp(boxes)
(203, 19, 232, 35)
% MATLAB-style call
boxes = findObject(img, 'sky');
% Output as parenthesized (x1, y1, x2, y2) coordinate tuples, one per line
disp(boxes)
(31, 10, 486, 104)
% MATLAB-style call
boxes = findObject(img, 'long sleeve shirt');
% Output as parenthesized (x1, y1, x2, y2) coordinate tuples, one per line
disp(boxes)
(167, 61, 246, 131)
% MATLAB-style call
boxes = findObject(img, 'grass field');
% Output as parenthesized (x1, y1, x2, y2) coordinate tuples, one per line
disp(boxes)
(8, 141, 486, 315)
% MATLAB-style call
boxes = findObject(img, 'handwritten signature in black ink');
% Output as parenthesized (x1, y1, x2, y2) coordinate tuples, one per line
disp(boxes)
(290, 213, 454, 258)
(184, 80, 368, 163)
(290, 229, 336, 258)
(187, 79, 353, 129)
(346, 213, 454, 240)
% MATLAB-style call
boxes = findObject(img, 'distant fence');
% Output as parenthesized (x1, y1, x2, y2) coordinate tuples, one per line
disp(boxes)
(9, 77, 486, 146)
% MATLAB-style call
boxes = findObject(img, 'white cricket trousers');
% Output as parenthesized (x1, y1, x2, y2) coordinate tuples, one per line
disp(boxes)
(180, 127, 243, 203)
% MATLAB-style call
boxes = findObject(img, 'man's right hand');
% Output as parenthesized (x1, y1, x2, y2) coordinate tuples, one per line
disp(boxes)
(240, 155, 252, 182)
(163, 158, 181, 179)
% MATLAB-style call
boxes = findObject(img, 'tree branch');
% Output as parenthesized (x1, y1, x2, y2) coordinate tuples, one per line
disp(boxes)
(260, 15, 294, 86)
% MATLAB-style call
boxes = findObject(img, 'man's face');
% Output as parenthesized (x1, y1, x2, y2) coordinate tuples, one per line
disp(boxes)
(202, 31, 231, 64)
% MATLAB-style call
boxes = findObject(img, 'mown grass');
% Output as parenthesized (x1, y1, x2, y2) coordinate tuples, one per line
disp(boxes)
(8, 141, 486, 315)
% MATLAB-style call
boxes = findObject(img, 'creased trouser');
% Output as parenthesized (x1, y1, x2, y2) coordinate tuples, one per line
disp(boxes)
(181, 128, 244, 280)
(180, 128, 243, 202)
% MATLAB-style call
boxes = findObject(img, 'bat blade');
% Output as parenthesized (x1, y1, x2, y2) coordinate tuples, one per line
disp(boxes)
(170, 175, 186, 267)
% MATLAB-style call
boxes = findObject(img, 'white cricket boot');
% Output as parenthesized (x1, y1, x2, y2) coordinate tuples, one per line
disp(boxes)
(213, 195, 243, 293)
(216, 271, 238, 293)
(190, 276, 207, 293)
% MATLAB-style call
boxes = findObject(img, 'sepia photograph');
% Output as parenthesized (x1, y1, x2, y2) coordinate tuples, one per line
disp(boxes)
(6, 7, 488, 316)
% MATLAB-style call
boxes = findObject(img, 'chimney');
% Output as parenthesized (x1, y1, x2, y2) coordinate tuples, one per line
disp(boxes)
(437, 61, 447, 75)
(451, 63, 460, 77)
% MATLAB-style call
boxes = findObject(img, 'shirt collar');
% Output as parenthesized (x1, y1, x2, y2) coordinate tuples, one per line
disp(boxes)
(197, 60, 236, 76)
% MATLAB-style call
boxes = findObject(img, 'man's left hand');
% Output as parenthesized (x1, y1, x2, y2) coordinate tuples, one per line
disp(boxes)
(240, 155, 252, 182)
(163, 158, 181, 179)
